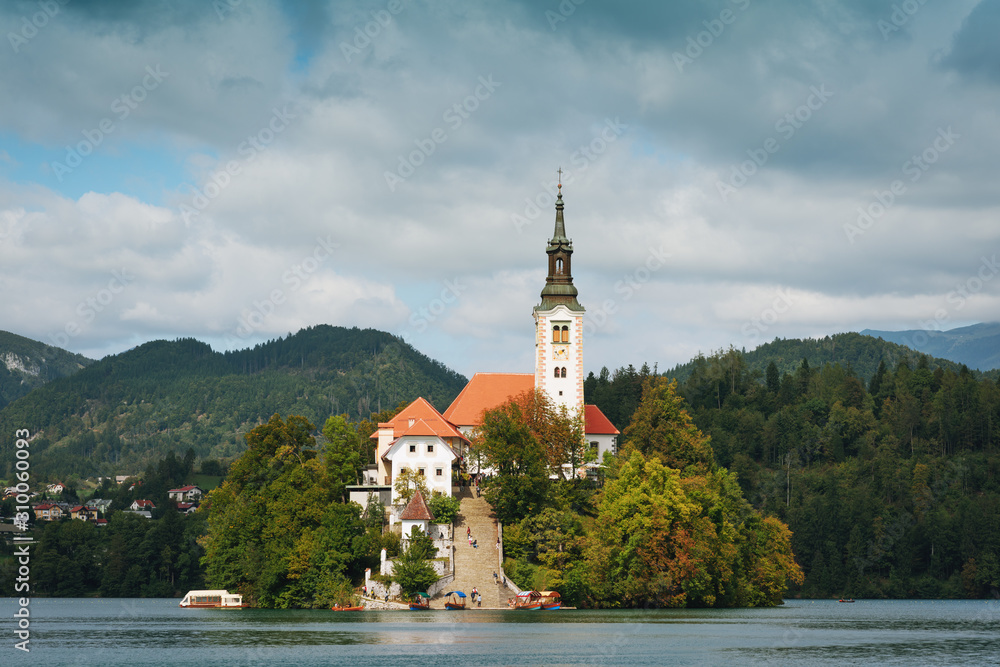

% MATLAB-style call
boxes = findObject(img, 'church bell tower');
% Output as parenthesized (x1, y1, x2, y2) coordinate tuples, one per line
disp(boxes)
(533, 176, 585, 417)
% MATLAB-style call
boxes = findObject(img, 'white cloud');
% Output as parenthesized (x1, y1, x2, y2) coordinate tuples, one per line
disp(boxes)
(0, 0, 998, 378)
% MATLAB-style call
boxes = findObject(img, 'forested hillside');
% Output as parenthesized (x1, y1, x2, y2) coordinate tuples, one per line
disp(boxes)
(587, 347, 1000, 599)
(0, 325, 466, 480)
(0, 330, 94, 409)
(664, 332, 998, 386)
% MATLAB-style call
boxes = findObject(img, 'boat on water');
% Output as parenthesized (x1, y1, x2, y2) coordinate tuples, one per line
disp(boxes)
(443, 591, 467, 610)
(838, 598, 855, 603)
(409, 592, 431, 610)
(539, 591, 561, 610)
(179, 590, 247, 608)
(330, 604, 365, 611)
(513, 590, 543, 610)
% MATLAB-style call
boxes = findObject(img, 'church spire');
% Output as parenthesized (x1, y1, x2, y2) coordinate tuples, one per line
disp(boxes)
(550, 169, 569, 245)
(537, 172, 584, 312)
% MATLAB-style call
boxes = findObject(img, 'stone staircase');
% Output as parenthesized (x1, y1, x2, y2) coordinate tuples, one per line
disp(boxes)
(436, 488, 512, 609)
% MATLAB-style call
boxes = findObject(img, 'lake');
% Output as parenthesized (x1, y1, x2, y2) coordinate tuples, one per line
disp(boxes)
(3, 598, 998, 665)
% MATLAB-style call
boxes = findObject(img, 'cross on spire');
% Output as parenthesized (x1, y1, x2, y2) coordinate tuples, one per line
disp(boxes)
(557, 167, 563, 189)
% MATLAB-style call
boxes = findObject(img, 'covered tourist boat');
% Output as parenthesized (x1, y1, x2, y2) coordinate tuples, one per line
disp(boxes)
(444, 591, 467, 610)
(513, 590, 542, 610)
(539, 591, 561, 610)
(409, 592, 431, 610)
(179, 590, 247, 608)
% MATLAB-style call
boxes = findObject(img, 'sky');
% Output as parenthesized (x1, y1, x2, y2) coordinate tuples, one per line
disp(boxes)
(1, 0, 998, 380)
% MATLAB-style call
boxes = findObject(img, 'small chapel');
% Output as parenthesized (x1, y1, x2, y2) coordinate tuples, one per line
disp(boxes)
(361, 182, 619, 510)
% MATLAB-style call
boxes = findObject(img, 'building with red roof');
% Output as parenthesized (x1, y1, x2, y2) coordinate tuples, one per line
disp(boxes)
(167, 485, 204, 502)
(372, 397, 469, 506)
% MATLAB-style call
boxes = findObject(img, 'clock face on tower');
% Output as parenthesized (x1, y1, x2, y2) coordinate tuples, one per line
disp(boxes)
(553, 347, 568, 360)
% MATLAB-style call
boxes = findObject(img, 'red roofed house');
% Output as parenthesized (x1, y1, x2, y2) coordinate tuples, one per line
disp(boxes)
(440, 185, 619, 465)
(168, 485, 203, 503)
(398, 489, 435, 540)
(33, 503, 63, 521)
(70, 505, 98, 522)
(130, 499, 155, 511)
(373, 397, 468, 507)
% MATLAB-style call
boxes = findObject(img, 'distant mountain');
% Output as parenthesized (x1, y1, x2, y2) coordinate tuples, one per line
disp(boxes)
(860, 322, 1000, 371)
(0, 331, 94, 409)
(0, 325, 467, 480)
(666, 332, 980, 386)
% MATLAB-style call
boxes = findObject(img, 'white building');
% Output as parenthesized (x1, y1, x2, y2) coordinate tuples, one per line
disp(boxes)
(372, 397, 469, 507)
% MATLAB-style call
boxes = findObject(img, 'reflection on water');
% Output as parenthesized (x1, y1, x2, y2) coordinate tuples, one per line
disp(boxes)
(3, 598, 997, 666)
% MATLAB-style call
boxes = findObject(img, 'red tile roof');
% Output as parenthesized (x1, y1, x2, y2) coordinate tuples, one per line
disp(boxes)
(584, 404, 619, 435)
(399, 490, 434, 521)
(443, 373, 535, 426)
(372, 397, 468, 442)
(168, 485, 200, 493)
(133, 499, 155, 509)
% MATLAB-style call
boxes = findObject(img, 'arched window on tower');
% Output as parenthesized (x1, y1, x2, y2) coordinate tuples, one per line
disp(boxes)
(561, 326, 569, 343)
(554, 368, 560, 378)
(552, 326, 560, 343)
(556, 258, 564, 274)
(561, 367, 567, 378)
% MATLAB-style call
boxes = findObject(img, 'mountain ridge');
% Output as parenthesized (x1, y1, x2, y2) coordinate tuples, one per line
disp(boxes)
(0, 325, 467, 480)
(860, 322, 1000, 371)
(0, 330, 95, 409)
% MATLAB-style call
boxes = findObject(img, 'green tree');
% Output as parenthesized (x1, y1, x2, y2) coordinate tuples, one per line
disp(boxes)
(200, 414, 365, 608)
(427, 493, 461, 524)
(323, 414, 362, 502)
(623, 377, 715, 474)
(393, 528, 439, 598)
(393, 468, 430, 508)
(472, 393, 550, 524)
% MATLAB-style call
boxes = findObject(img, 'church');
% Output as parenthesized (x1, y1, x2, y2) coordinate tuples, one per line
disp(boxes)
(363, 182, 619, 509)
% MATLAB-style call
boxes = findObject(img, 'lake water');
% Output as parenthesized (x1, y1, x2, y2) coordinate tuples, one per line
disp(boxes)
(3, 598, 998, 666)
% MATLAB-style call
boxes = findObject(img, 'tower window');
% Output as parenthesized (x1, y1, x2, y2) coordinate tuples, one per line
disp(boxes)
(427, 444, 434, 453)
(554, 368, 560, 378)
(552, 326, 560, 342)
(556, 258, 564, 274)
(561, 367, 567, 378)
(561, 326, 569, 343)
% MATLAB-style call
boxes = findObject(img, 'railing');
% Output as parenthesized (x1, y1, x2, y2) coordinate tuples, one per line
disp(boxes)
(496, 521, 523, 597)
